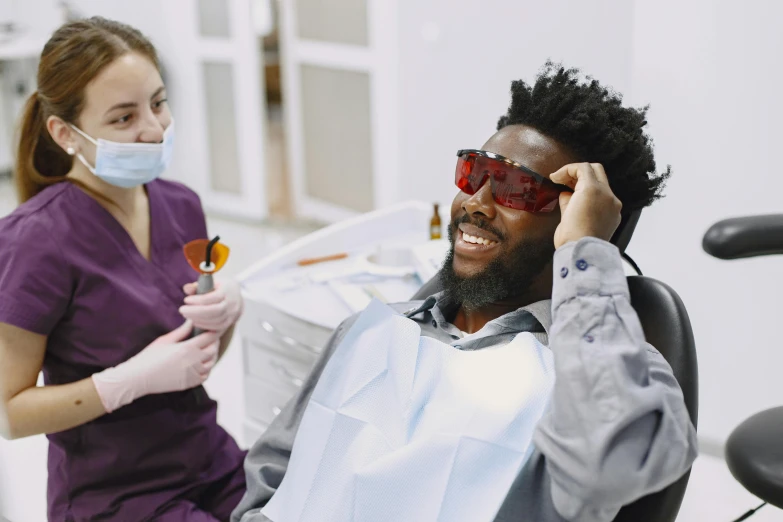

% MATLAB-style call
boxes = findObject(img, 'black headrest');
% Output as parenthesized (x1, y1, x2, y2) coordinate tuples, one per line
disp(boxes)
(612, 209, 642, 254)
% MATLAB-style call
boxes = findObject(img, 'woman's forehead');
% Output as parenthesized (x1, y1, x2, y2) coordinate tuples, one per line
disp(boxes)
(82, 53, 163, 112)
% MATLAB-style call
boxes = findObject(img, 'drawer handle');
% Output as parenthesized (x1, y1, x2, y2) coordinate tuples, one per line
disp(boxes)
(260, 321, 321, 355)
(268, 359, 304, 388)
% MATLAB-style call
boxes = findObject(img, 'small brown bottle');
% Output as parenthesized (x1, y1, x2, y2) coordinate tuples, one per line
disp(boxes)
(430, 203, 442, 240)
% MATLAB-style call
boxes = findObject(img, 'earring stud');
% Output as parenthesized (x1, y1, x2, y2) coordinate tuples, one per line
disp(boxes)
(66, 147, 75, 155)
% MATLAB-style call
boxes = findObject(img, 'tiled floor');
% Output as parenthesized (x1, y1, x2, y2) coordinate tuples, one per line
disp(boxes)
(0, 178, 781, 521)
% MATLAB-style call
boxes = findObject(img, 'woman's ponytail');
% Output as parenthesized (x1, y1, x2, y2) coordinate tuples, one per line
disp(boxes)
(14, 92, 72, 204)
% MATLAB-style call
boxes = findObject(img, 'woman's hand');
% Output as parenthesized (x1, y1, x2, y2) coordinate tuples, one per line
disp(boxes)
(179, 279, 244, 335)
(92, 321, 220, 413)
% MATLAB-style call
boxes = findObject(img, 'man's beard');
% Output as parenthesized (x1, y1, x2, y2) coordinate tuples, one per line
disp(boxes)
(440, 216, 555, 311)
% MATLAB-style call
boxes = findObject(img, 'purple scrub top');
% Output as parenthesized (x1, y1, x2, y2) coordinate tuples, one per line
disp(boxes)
(0, 180, 246, 520)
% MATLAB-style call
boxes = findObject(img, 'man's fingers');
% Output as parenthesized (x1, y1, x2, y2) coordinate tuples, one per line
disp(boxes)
(558, 191, 572, 214)
(548, 165, 577, 188)
(549, 163, 600, 189)
(589, 163, 610, 185)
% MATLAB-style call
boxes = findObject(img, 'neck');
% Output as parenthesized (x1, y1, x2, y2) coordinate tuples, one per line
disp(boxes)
(451, 270, 553, 334)
(67, 164, 147, 217)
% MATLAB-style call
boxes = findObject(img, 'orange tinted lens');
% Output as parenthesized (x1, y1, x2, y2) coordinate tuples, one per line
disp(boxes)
(183, 239, 231, 273)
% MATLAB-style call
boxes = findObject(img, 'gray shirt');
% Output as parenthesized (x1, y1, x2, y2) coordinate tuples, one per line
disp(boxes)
(232, 238, 698, 522)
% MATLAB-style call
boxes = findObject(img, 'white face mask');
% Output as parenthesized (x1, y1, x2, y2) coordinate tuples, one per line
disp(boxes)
(69, 120, 175, 188)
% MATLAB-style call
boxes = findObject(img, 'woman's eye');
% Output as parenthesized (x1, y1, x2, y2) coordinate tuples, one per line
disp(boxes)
(153, 98, 168, 109)
(116, 114, 131, 124)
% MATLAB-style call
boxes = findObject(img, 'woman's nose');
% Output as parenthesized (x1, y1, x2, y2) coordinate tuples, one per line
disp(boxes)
(138, 115, 166, 144)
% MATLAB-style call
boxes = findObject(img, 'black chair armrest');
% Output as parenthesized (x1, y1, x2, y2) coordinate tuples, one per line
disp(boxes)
(703, 214, 783, 259)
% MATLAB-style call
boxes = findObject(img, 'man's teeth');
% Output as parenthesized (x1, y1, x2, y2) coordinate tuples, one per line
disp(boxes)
(462, 233, 497, 246)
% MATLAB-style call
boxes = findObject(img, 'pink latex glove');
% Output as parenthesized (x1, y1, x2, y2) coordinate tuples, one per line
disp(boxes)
(92, 320, 220, 413)
(179, 279, 244, 334)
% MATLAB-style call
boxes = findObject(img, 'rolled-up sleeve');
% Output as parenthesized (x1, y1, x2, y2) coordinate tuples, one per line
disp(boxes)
(533, 237, 698, 522)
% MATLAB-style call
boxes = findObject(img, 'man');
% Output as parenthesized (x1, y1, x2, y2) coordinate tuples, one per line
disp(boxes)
(232, 62, 698, 522)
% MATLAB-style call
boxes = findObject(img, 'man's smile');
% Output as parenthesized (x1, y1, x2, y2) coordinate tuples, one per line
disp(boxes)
(454, 223, 501, 257)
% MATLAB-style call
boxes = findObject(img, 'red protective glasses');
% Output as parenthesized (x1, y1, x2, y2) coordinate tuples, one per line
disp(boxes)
(455, 149, 573, 212)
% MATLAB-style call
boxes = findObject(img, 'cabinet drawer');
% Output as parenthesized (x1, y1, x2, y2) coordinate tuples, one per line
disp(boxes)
(244, 339, 315, 396)
(237, 297, 333, 361)
(243, 374, 298, 426)
(242, 418, 268, 448)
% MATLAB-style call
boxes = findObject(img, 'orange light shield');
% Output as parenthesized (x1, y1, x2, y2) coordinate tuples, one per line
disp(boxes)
(183, 239, 230, 274)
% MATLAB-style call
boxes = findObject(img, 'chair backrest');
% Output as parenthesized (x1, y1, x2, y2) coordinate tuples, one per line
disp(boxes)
(411, 274, 698, 522)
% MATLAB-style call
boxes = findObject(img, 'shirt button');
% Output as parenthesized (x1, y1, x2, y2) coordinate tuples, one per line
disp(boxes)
(576, 259, 589, 271)
(431, 320, 438, 327)
(584, 334, 595, 343)
(560, 267, 569, 278)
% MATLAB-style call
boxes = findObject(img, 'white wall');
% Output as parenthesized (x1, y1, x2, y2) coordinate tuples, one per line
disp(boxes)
(396, 0, 783, 449)
(397, 0, 636, 211)
(4, 0, 61, 38)
(629, 0, 783, 448)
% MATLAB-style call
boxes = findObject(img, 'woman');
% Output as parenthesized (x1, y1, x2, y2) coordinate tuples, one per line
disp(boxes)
(0, 17, 247, 521)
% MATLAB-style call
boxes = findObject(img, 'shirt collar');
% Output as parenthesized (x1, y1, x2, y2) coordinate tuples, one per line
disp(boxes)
(427, 291, 552, 335)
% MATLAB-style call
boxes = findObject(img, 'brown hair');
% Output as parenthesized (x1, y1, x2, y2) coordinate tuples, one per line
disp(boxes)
(14, 17, 160, 204)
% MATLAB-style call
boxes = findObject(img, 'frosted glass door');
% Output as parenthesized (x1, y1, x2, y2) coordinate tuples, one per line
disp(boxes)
(162, 0, 267, 220)
(280, 0, 399, 222)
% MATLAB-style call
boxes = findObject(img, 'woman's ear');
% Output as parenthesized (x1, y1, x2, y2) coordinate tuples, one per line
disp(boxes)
(46, 115, 78, 155)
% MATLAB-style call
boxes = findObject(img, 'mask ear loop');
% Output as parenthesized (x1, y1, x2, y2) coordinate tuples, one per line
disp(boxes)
(68, 124, 98, 174)
(69, 124, 98, 145)
(74, 153, 97, 174)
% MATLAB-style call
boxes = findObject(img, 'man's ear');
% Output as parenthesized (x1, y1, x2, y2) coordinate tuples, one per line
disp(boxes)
(46, 115, 78, 155)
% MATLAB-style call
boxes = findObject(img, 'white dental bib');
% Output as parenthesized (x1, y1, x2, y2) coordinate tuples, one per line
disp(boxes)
(263, 300, 555, 522)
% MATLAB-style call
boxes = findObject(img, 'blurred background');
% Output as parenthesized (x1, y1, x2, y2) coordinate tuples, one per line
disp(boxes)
(1, 0, 783, 520)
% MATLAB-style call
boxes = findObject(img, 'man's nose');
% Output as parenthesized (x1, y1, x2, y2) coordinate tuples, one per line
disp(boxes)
(462, 182, 496, 219)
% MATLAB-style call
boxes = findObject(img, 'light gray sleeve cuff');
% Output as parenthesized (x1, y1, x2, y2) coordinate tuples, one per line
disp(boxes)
(552, 237, 629, 310)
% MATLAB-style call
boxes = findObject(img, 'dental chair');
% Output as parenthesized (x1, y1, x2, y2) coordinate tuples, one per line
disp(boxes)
(412, 210, 699, 522)
(703, 215, 783, 518)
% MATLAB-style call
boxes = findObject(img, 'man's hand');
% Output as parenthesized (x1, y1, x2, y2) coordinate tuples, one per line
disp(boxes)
(549, 162, 622, 249)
